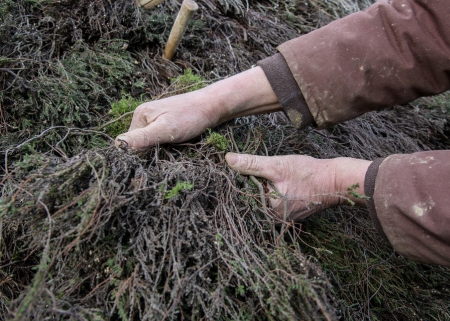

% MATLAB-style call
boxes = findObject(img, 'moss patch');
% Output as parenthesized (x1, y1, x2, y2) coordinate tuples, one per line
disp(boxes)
(171, 68, 206, 93)
(206, 129, 228, 151)
(105, 94, 143, 138)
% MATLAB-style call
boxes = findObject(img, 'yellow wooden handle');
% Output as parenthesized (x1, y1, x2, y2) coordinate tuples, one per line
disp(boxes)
(138, 0, 165, 10)
(163, 0, 199, 60)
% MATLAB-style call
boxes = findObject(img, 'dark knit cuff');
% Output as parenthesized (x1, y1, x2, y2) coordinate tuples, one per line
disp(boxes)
(257, 53, 314, 129)
(364, 158, 388, 241)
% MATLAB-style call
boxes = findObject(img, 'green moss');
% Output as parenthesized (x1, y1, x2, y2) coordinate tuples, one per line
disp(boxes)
(4, 40, 137, 156)
(215, 233, 224, 246)
(164, 181, 194, 199)
(15, 154, 45, 173)
(171, 68, 206, 93)
(107, 259, 123, 278)
(206, 129, 228, 151)
(105, 94, 142, 138)
(109, 94, 140, 118)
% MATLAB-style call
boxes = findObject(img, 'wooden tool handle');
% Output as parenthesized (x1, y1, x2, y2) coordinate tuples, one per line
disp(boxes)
(163, 0, 199, 60)
(138, 0, 165, 10)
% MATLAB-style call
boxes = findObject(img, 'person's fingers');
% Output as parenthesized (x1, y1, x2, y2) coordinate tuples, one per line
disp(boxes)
(115, 121, 177, 151)
(128, 116, 149, 132)
(225, 152, 282, 182)
(128, 104, 156, 132)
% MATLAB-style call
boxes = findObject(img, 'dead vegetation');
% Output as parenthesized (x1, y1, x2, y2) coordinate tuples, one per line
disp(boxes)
(1, 0, 450, 320)
(1, 140, 340, 320)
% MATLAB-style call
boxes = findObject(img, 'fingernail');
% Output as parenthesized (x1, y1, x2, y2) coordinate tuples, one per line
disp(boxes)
(225, 152, 239, 165)
(116, 135, 133, 149)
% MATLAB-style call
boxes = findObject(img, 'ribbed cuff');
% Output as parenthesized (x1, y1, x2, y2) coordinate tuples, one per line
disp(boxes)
(257, 53, 314, 129)
(364, 158, 388, 241)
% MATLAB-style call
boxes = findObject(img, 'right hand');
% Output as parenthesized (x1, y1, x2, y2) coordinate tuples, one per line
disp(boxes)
(115, 89, 221, 151)
(225, 153, 371, 222)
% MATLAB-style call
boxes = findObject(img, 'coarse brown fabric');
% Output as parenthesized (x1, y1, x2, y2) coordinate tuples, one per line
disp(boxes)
(276, 0, 450, 129)
(258, 0, 450, 265)
(364, 158, 388, 241)
(257, 54, 314, 129)
(373, 152, 450, 266)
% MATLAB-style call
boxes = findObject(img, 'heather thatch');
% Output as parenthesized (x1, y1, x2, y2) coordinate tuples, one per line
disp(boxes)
(1, 0, 450, 320)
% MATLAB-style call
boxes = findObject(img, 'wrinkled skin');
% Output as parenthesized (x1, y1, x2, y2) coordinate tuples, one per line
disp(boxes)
(225, 153, 370, 221)
(116, 92, 218, 151)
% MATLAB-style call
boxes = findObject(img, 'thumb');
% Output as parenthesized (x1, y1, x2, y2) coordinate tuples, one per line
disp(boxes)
(225, 152, 279, 181)
(115, 125, 170, 151)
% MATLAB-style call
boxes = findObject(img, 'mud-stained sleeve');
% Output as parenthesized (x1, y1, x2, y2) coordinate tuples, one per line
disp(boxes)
(257, 53, 315, 129)
(276, 0, 450, 129)
(371, 151, 450, 266)
(364, 157, 388, 241)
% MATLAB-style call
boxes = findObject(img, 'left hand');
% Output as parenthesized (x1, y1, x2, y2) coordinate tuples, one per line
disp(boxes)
(225, 152, 371, 222)
(114, 67, 282, 151)
(115, 90, 220, 151)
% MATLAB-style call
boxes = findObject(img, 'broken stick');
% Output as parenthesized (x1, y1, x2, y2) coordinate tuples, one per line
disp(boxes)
(163, 0, 199, 60)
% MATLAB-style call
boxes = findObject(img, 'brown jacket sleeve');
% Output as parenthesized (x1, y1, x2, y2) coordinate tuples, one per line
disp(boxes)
(259, 0, 450, 129)
(257, 0, 450, 266)
(365, 152, 450, 266)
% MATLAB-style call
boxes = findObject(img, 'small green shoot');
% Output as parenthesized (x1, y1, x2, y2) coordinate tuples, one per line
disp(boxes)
(171, 68, 206, 92)
(347, 183, 370, 206)
(164, 181, 194, 199)
(237, 285, 245, 296)
(206, 129, 228, 151)
(215, 233, 224, 246)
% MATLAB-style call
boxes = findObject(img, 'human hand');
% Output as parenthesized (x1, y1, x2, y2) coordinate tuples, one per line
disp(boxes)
(225, 153, 371, 222)
(115, 89, 222, 151)
(115, 67, 282, 151)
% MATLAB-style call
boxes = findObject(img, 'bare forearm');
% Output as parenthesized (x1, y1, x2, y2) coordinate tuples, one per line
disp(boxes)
(206, 66, 282, 123)
(333, 157, 371, 207)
